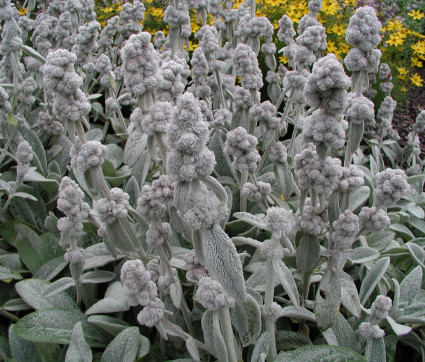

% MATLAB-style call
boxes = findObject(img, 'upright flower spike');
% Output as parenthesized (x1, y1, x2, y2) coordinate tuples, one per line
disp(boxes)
(331, 210, 359, 250)
(195, 277, 234, 311)
(359, 207, 390, 233)
(233, 43, 263, 91)
(95, 188, 130, 225)
(374, 169, 410, 207)
(371, 295, 392, 320)
(277, 15, 296, 44)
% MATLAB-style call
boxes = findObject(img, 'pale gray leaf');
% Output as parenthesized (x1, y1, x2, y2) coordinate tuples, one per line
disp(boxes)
(340, 271, 361, 318)
(386, 316, 412, 336)
(347, 247, 380, 264)
(43, 277, 75, 298)
(280, 306, 316, 322)
(366, 337, 386, 362)
(82, 271, 116, 284)
(231, 294, 261, 347)
(101, 327, 140, 362)
(359, 257, 390, 305)
(85, 282, 129, 315)
(65, 321, 92, 362)
(185, 336, 200, 362)
(251, 332, 270, 362)
(233, 212, 267, 229)
(273, 260, 300, 307)
(400, 266, 423, 306)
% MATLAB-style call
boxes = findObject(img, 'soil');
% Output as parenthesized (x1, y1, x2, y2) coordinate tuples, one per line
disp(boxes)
(393, 66, 425, 159)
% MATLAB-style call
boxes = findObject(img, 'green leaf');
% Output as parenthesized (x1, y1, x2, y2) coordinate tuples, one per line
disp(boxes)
(14, 308, 111, 347)
(275, 345, 367, 361)
(0, 335, 11, 360)
(82, 271, 116, 284)
(2, 298, 30, 311)
(233, 212, 267, 229)
(15, 279, 79, 311)
(322, 313, 361, 353)
(9, 325, 42, 362)
(359, 257, 390, 305)
(366, 337, 385, 362)
(366, 231, 395, 251)
(251, 332, 270, 362)
(43, 277, 75, 298)
(279, 306, 316, 322)
(347, 247, 380, 264)
(315, 270, 340, 330)
(65, 321, 92, 362)
(123, 129, 148, 167)
(400, 266, 422, 305)
(348, 186, 370, 212)
(101, 327, 141, 362)
(185, 335, 200, 362)
(296, 233, 320, 274)
(275, 330, 312, 350)
(390, 223, 415, 241)
(7, 113, 18, 125)
(85, 282, 129, 315)
(11, 192, 37, 201)
(33, 256, 68, 281)
(339, 271, 361, 318)
(0, 265, 22, 280)
(87, 315, 131, 336)
(83, 243, 123, 271)
(273, 260, 300, 307)
(231, 294, 261, 347)
(201, 310, 227, 361)
(18, 126, 48, 175)
(386, 316, 412, 336)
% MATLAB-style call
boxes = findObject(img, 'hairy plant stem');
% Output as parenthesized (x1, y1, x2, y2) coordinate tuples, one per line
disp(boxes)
(217, 131, 240, 185)
(218, 307, 238, 362)
(0, 309, 19, 322)
(240, 170, 248, 212)
(264, 259, 277, 360)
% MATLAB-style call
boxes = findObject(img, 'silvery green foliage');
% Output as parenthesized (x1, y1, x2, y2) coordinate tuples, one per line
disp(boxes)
(120, 32, 161, 96)
(294, 144, 343, 195)
(43, 49, 91, 122)
(412, 110, 425, 133)
(70, 139, 107, 172)
(233, 43, 263, 90)
(345, 93, 375, 125)
(95, 188, 130, 224)
(120, 259, 158, 307)
(359, 206, 390, 236)
(295, 199, 327, 235)
(167, 92, 215, 182)
(331, 210, 359, 250)
(224, 127, 261, 171)
(304, 53, 351, 115)
(374, 169, 409, 207)
(195, 276, 235, 311)
(345, 6, 382, 52)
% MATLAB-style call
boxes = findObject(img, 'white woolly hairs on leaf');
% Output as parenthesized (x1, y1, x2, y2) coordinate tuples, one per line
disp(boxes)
(202, 224, 247, 303)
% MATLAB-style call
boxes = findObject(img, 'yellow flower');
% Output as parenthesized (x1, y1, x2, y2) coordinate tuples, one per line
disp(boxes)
(18, 7, 27, 15)
(401, 86, 408, 92)
(99, 21, 107, 27)
(102, 7, 114, 13)
(186, 41, 198, 51)
(411, 73, 424, 86)
(386, 19, 403, 31)
(344, 0, 356, 6)
(385, 34, 405, 47)
(147, 7, 164, 18)
(326, 40, 338, 53)
(412, 57, 423, 67)
(279, 55, 288, 64)
(191, 21, 201, 33)
(329, 24, 346, 36)
(397, 67, 408, 80)
(322, 0, 340, 15)
(408, 10, 425, 20)
(412, 41, 425, 56)
(338, 42, 350, 54)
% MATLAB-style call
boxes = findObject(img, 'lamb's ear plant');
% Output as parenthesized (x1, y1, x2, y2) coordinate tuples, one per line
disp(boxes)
(1, 0, 425, 361)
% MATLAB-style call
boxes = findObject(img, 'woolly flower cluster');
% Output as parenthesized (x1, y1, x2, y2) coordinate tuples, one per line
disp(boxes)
(18, 77, 37, 106)
(358, 322, 385, 339)
(16, 141, 33, 165)
(137, 175, 175, 220)
(131, 101, 173, 135)
(345, 93, 375, 125)
(0, 86, 12, 114)
(167, 92, 216, 182)
(295, 199, 327, 235)
(121, 32, 161, 96)
(120, 259, 165, 327)
(70, 140, 106, 173)
(265, 207, 294, 236)
(233, 44, 263, 90)
(184, 250, 208, 282)
(224, 127, 261, 171)
(359, 207, 390, 233)
(296, 25, 327, 53)
(277, 15, 296, 44)
(338, 165, 364, 192)
(304, 53, 351, 115)
(73, 21, 100, 64)
(195, 25, 219, 54)
(38, 112, 64, 136)
(371, 295, 392, 320)
(270, 142, 288, 163)
(195, 276, 234, 311)
(344, 47, 382, 74)
(294, 144, 343, 195)
(42, 49, 90, 122)
(346, 6, 382, 52)
(164, 3, 190, 28)
(331, 210, 359, 250)
(374, 169, 409, 207)
(238, 15, 274, 40)
(241, 182, 271, 202)
(95, 188, 130, 224)
(249, 101, 283, 131)
(156, 60, 185, 104)
(57, 177, 90, 236)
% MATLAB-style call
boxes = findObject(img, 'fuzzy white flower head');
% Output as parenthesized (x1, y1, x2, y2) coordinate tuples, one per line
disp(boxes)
(233, 43, 263, 90)
(269, 142, 288, 163)
(239, 15, 274, 39)
(269, 302, 285, 321)
(331, 210, 359, 250)
(249, 101, 282, 130)
(374, 169, 409, 207)
(371, 295, 392, 320)
(308, 0, 323, 13)
(64, 247, 85, 264)
(95, 188, 130, 224)
(141, 102, 173, 135)
(358, 322, 385, 339)
(70, 140, 107, 173)
(195, 25, 219, 54)
(359, 207, 390, 233)
(413, 110, 425, 133)
(120, 32, 161, 96)
(295, 199, 327, 235)
(137, 298, 165, 327)
(137, 185, 167, 220)
(346, 6, 382, 52)
(146, 222, 172, 247)
(266, 207, 294, 235)
(379, 63, 392, 81)
(345, 93, 375, 125)
(212, 108, 232, 128)
(184, 250, 209, 282)
(73, 21, 101, 63)
(262, 43, 276, 55)
(296, 25, 327, 52)
(234, 86, 253, 110)
(241, 182, 271, 202)
(298, 15, 320, 35)
(224, 126, 258, 156)
(38, 112, 64, 136)
(16, 141, 33, 164)
(57, 176, 90, 219)
(121, 259, 158, 307)
(344, 48, 368, 72)
(195, 277, 235, 311)
(260, 239, 284, 260)
(338, 165, 365, 192)
(164, 3, 190, 28)
(0, 86, 12, 114)
(302, 109, 348, 149)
